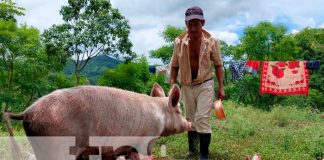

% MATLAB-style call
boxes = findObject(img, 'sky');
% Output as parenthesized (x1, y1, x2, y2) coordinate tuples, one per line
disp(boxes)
(15, 0, 324, 64)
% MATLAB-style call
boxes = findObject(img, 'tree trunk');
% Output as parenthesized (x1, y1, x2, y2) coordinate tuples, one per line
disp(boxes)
(8, 61, 13, 91)
(75, 70, 81, 85)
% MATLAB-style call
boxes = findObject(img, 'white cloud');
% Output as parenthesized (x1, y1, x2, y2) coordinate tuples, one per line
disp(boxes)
(16, 0, 66, 31)
(14, 0, 324, 61)
(301, 17, 316, 28)
(129, 28, 165, 56)
(291, 29, 300, 34)
(319, 23, 324, 28)
(211, 31, 239, 45)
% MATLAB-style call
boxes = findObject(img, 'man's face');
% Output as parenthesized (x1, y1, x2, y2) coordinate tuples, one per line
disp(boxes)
(186, 19, 205, 39)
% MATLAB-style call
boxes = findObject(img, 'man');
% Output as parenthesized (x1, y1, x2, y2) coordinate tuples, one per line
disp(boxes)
(170, 6, 225, 160)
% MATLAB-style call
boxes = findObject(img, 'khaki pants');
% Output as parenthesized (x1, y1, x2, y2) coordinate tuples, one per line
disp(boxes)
(181, 80, 214, 133)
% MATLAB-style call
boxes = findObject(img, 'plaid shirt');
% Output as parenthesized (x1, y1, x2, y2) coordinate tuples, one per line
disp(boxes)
(170, 30, 223, 86)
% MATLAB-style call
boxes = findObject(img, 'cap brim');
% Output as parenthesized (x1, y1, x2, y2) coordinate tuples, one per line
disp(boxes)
(185, 15, 204, 21)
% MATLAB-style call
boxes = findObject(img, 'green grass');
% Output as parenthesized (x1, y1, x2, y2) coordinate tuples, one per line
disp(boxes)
(1, 101, 323, 160)
(153, 101, 324, 160)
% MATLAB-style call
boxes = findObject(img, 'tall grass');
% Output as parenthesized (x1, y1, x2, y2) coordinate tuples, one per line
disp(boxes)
(153, 101, 324, 160)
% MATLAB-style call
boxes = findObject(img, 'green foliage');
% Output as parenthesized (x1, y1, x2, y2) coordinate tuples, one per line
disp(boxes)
(238, 22, 299, 61)
(150, 25, 185, 64)
(151, 101, 324, 159)
(225, 74, 285, 110)
(43, 0, 134, 84)
(0, 7, 69, 112)
(63, 55, 122, 84)
(150, 45, 174, 65)
(295, 28, 324, 93)
(160, 25, 186, 44)
(99, 57, 151, 93)
(0, 0, 24, 22)
(0, 21, 47, 109)
(225, 74, 324, 110)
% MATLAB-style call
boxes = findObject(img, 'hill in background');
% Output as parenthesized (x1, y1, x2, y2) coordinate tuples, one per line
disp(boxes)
(63, 55, 123, 84)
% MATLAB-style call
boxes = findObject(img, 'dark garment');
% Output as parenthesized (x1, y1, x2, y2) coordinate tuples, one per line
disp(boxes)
(229, 60, 246, 82)
(306, 60, 320, 70)
(149, 66, 156, 73)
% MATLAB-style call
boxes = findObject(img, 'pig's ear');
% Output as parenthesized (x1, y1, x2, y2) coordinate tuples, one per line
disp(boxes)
(150, 83, 165, 97)
(168, 84, 180, 107)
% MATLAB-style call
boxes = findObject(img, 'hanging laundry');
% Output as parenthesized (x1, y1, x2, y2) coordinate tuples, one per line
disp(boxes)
(260, 61, 309, 95)
(229, 60, 246, 82)
(156, 65, 167, 73)
(245, 60, 260, 75)
(306, 60, 320, 70)
(149, 65, 156, 73)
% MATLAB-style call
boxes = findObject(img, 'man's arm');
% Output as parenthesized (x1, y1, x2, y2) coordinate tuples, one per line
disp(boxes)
(215, 65, 225, 100)
(170, 67, 179, 86)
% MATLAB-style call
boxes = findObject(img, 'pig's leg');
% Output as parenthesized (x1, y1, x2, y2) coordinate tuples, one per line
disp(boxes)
(147, 138, 158, 155)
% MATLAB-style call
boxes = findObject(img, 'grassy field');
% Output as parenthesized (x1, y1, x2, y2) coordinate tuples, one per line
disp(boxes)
(1, 101, 323, 160)
(152, 101, 324, 160)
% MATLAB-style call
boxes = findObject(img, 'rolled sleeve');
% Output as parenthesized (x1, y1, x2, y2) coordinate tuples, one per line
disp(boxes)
(210, 38, 223, 66)
(170, 40, 179, 67)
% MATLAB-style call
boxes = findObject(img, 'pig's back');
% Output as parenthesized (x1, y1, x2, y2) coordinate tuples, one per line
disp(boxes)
(22, 86, 166, 136)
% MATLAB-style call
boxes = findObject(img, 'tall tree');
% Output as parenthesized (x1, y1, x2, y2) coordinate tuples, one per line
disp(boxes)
(219, 40, 235, 85)
(0, 1, 67, 112)
(0, 0, 24, 22)
(238, 22, 299, 61)
(295, 28, 324, 92)
(150, 25, 185, 64)
(43, 0, 134, 84)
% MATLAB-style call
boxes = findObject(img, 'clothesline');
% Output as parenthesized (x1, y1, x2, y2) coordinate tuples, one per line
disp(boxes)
(228, 60, 321, 96)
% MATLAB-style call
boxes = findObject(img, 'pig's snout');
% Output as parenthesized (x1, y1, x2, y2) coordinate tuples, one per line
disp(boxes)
(187, 122, 192, 131)
(182, 119, 191, 131)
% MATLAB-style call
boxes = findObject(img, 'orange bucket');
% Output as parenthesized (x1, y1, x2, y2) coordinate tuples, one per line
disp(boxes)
(213, 100, 226, 120)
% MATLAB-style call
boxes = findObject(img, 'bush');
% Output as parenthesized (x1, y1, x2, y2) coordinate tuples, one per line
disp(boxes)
(98, 57, 152, 94)
(225, 74, 285, 110)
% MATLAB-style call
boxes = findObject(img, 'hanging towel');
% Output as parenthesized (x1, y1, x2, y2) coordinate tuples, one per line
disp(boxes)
(260, 61, 309, 95)
(229, 60, 246, 82)
(245, 60, 260, 75)
(306, 60, 320, 70)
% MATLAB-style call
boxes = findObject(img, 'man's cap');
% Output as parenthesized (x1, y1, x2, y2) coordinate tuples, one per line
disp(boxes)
(185, 6, 204, 21)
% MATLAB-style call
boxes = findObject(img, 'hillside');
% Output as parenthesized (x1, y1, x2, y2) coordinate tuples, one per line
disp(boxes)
(63, 55, 123, 84)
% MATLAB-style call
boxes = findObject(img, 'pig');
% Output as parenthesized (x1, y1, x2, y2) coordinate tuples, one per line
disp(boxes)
(2, 83, 191, 160)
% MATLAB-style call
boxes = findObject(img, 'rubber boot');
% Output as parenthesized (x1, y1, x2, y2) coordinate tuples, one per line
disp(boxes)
(187, 131, 199, 156)
(199, 133, 211, 160)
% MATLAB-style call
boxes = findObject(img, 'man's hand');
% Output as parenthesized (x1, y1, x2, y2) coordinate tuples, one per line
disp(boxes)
(215, 65, 225, 100)
(217, 87, 225, 100)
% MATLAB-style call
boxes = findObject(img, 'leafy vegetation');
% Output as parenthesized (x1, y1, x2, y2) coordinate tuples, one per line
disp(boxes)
(150, 25, 186, 64)
(63, 55, 122, 84)
(153, 101, 324, 160)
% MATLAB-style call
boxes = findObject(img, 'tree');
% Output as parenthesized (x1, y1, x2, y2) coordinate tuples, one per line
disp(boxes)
(0, 1, 67, 112)
(0, 0, 24, 22)
(295, 28, 324, 92)
(43, 0, 135, 84)
(238, 22, 299, 61)
(219, 40, 235, 85)
(150, 25, 185, 64)
(98, 57, 151, 93)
